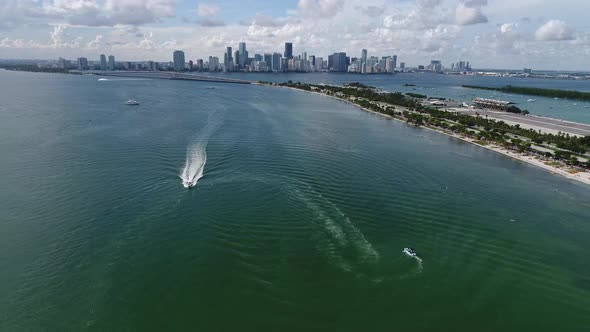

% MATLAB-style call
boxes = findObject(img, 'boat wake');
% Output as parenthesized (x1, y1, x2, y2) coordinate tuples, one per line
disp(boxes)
(180, 143, 207, 188)
(179, 111, 224, 189)
(289, 182, 380, 274)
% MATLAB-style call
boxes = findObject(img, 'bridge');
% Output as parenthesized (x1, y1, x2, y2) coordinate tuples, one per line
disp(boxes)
(84, 71, 254, 85)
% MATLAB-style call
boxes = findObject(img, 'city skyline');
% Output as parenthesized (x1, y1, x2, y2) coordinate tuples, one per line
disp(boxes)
(0, 1, 589, 70)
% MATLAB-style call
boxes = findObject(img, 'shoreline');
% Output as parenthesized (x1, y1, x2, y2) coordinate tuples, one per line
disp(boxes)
(272, 84, 590, 187)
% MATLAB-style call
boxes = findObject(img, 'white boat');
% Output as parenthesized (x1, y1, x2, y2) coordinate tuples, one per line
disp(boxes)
(527, 99, 536, 102)
(125, 99, 140, 106)
(97, 78, 108, 81)
(182, 179, 196, 189)
(403, 247, 418, 258)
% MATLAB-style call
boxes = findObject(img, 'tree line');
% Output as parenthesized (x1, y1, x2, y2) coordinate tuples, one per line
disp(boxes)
(463, 85, 590, 101)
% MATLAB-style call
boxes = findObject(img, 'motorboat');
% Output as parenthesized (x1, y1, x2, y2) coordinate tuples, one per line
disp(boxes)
(527, 99, 536, 102)
(125, 99, 140, 106)
(403, 247, 418, 258)
(97, 78, 108, 81)
(183, 179, 195, 189)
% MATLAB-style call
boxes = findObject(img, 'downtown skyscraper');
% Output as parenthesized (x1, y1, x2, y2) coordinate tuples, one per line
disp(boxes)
(224, 46, 233, 72)
(238, 43, 248, 69)
(173, 50, 185, 71)
(284, 42, 293, 59)
(100, 54, 107, 70)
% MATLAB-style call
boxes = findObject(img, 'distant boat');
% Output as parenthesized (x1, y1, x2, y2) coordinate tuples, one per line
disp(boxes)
(125, 99, 140, 106)
(403, 247, 420, 259)
(527, 99, 536, 102)
(98, 78, 108, 81)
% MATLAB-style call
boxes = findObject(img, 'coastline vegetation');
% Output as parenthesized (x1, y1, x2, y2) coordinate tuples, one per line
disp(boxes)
(405, 92, 427, 99)
(277, 81, 590, 168)
(463, 85, 590, 101)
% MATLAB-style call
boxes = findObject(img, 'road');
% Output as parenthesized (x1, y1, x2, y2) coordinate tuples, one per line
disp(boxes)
(453, 108, 590, 137)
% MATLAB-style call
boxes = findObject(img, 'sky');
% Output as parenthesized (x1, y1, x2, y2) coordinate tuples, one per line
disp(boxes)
(0, 0, 589, 70)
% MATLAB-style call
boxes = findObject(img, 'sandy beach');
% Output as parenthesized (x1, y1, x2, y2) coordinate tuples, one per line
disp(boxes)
(273, 84, 590, 187)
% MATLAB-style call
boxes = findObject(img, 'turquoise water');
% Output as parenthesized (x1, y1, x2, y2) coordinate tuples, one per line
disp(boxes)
(1, 70, 590, 331)
(208, 71, 590, 124)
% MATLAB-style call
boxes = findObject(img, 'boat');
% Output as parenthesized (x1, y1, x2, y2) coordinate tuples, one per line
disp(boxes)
(97, 78, 108, 81)
(403, 247, 418, 258)
(125, 99, 140, 106)
(527, 99, 536, 102)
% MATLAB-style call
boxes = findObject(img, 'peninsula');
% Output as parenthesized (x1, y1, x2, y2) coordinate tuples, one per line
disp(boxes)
(269, 81, 590, 186)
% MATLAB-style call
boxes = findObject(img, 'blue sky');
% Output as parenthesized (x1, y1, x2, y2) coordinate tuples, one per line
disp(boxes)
(0, 0, 589, 70)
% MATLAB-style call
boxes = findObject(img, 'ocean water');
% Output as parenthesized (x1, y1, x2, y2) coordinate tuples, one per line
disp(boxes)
(207, 71, 590, 124)
(1, 70, 590, 331)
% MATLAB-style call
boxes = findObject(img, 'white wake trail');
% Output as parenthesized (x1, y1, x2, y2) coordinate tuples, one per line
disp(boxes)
(179, 110, 224, 189)
(180, 143, 207, 188)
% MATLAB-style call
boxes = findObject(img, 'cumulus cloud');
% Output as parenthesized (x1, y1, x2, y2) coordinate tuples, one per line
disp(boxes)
(500, 22, 519, 35)
(383, 0, 449, 31)
(3, 0, 176, 28)
(197, 3, 220, 17)
(297, 0, 344, 18)
(355, 5, 385, 18)
(455, 0, 488, 25)
(0, 37, 43, 48)
(243, 14, 301, 27)
(198, 18, 226, 27)
(535, 20, 575, 41)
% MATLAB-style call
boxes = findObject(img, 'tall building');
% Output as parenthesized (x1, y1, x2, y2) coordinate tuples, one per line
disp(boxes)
(209, 56, 219, 71)
(272, 53, 282, 72)
(315, 57, 324, 70)
(224, 47, 233, 72)
(429, 60, 442, 72)
(264, 53, 273, 72)
(100, 54, 107, 70)
(284, 42, 293, 60)
(188, 60, 193, 71)
(77, 57, 88, 70)
(173, 50, 185, 71)
(385, 58, 394, 73)
(146, 61, 156, 71)
(107, 55, 115, 70)
(392, 55, 397, 69)
(234, 50, 240, 70)
(57, 57, 70, 69)
(328, 52, 348, 72)
(238, 42, 248, 69)
(361, 49, 367, 65)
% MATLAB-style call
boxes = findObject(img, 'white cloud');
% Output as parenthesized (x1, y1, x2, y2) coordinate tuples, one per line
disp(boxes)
(4, 0, 177, 28)
(355, 5, 385, 18)
(0, 0, 589, 70)
(535, 20, 575, 41)
(297, 0, 344, 18)
(455, 0, 488, 26)
(197, 3, 220, 17)
(500, 22, 519, 35)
